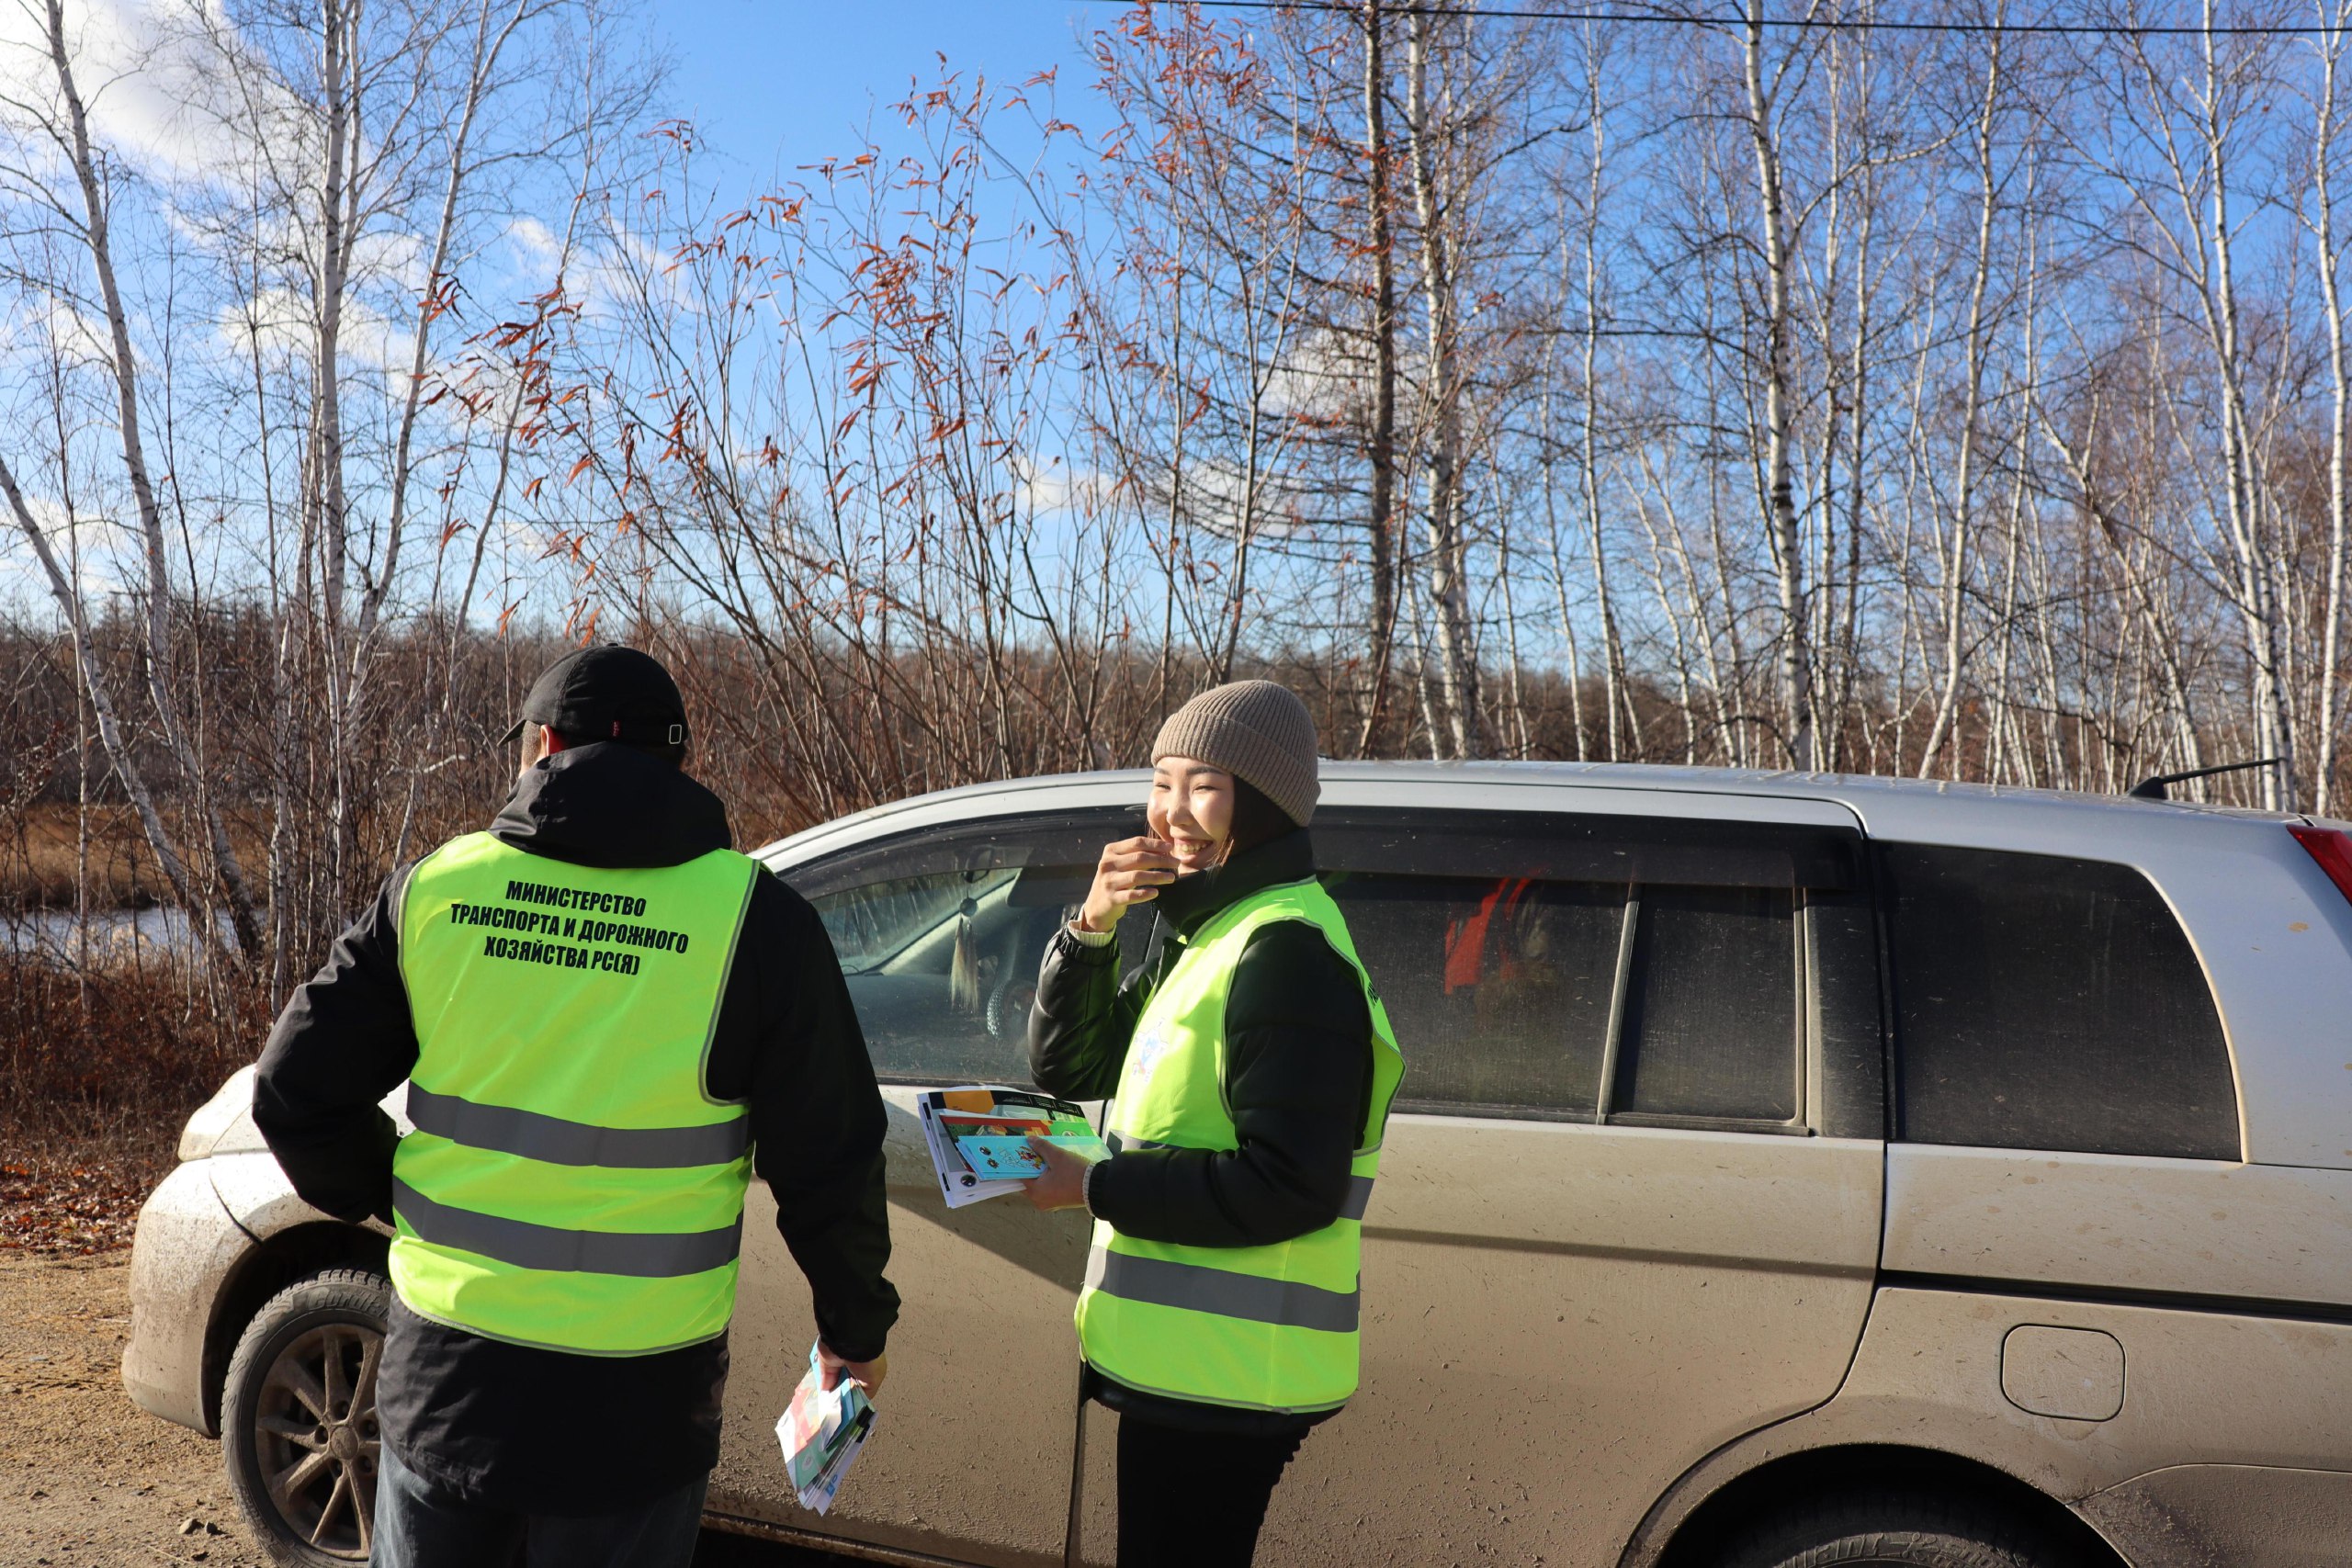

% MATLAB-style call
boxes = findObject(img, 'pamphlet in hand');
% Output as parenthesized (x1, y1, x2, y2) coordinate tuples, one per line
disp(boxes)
(915, 1086, 1109, 1208)
(775, 1342, 876, 1517)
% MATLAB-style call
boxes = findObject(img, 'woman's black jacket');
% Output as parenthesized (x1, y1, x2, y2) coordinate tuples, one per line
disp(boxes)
(1026, 827, 1374, 1437)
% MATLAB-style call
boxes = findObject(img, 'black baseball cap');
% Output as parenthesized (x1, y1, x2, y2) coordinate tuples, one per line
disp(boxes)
(501, 646, 690, 749)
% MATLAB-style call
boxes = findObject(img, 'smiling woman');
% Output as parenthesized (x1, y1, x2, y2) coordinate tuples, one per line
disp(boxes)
(1023, 680, 1405, 1568)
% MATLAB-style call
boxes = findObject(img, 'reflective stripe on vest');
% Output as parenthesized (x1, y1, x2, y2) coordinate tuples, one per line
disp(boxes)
(390, 832, 760, 1356)
(1104, 1134, 1373, 1218)
(390, 1179, 742, 1278)
(1083, 1247, 1361, 1334)
(1075, 877, 1405, 1415)
(405, 1087, 751, 1168)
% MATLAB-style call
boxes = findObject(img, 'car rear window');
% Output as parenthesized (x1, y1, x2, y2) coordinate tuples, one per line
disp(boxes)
(1318, 869, 1623, 1115)
(1883, 844, 2240, 1161)
(1616, 886, 1799, 1122)
(1317, 808, 1854, 1126)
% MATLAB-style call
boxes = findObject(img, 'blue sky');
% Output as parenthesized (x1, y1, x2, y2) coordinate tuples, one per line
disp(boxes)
(657, 1, 1125, 181)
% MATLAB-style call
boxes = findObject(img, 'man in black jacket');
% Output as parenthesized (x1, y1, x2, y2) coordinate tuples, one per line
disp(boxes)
(253, 646, 896, 1566)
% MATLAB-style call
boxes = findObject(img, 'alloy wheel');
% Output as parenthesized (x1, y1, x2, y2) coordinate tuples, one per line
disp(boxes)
(251, 1321, 381, 1559)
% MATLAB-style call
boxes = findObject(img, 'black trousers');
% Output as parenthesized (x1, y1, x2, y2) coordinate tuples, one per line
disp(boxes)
(370, 1442, 707, 1567)
(1114, 1415, 1305, 1568)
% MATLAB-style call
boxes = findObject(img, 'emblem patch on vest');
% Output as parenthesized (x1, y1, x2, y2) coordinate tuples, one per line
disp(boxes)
(1129, 1031, 1176, 1089)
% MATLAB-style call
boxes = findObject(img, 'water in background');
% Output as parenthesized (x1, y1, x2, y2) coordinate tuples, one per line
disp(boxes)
(1, 907, 243, 966)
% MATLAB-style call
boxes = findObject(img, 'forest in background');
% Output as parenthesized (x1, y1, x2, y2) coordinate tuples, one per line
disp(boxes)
(8, 0, 2352, 1180)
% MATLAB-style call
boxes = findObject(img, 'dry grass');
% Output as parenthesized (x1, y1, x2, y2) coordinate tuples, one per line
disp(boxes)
(0, 955, 261, 1256)
(0, 803, 273, 910)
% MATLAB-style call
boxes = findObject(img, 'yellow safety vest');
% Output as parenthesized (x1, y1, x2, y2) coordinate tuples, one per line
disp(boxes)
(1075, 878, 1404, 1414)
(390, 832, 760, 1355)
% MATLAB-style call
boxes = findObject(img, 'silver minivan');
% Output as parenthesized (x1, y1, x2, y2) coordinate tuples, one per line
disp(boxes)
(125, 762, 2352, 1566)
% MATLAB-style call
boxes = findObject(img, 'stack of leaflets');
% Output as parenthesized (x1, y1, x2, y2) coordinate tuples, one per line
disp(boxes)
(775, 1343, 876, 1516)
(915, 1085, 1110, 1208)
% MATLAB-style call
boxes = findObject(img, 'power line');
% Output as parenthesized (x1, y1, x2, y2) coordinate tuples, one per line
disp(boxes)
(1107, 0, 2349, 39)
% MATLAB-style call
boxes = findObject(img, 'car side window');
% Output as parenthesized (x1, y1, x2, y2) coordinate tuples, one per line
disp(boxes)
(1616, 886, 1799, 1122)
(1326, 868, 1623, 1115)
(786, 808, 1140, 1084)
(1883, 843, 2240, 1161)
(1317, 808, 1854, 1128)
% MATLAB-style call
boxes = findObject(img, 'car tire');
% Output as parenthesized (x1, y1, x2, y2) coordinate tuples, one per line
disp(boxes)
(220, 1268, 390, 1567)
(986, 970, 1038, 1038)
(1715, 1487, 2086, 1568)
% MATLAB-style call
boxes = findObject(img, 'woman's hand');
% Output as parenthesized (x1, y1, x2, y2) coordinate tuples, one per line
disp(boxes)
(1077, 836, 1180, 933)
(1020, 1136, 1100, 1212)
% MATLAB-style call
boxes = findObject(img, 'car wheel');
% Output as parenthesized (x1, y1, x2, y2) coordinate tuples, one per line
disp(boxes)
(220, 1268, 390, 1566)
(986, 971, 1037, 1038)
(1716, 1488, 2085, 1568)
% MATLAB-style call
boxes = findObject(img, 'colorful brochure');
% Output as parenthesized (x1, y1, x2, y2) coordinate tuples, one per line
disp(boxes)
(775, 1342, 876, 1516)
(914, 1086, 1109, 1208)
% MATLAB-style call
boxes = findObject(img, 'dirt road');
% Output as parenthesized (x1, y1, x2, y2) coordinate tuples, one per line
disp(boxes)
(0, 1251, 829, 1568)
(0, 1249, 263, 1568)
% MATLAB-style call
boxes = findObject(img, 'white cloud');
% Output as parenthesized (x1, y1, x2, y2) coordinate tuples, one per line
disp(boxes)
(506, 214, 564, 275)
(214, 282, 410, 388)
(503, 209, 698, 327)
(0, 0, 257, 185)
(1, 289, 112, 369)
(1009, 453, 1105, 518)
(357, 227, 428, 299)
(0, 484, 133, 610)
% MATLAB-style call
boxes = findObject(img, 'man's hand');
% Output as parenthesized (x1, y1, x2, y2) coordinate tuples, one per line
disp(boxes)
(1077, 837, 1181, 933)
(818, 1343, 888, 1396)
(1021, 1135, 1099, 1212)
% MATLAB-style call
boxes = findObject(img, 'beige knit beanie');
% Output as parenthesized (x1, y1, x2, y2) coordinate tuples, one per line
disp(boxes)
(1150, 680, 1321, 826)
